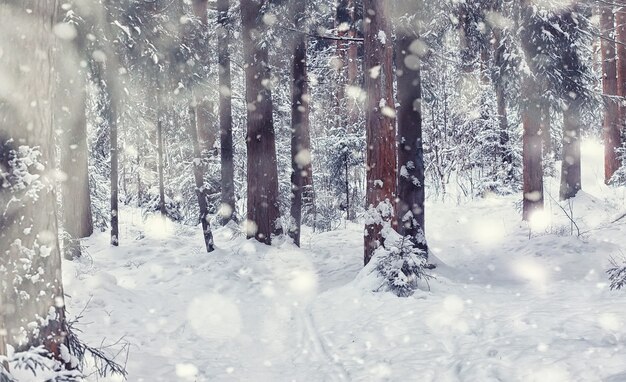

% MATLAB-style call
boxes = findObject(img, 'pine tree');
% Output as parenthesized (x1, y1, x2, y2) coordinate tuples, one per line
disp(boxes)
(241, 0, 282, 244)
(363, 0, 397, 265)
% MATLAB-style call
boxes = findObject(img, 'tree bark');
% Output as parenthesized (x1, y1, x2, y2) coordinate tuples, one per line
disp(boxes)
(492, 28, 512, 168)
(601, 5, 620, 183)
(617, 5, 626, 129)
(188, 106, 215, 252)
(241, 0, 282, 244)
(363, 0, 397, 265)
(560, 100, 582, 199)
(59, 62, 93, 260)
(520, 0, 545, 221)
(289, 0, 313, 247)
(156, 74, 166, 216)
(521, 96, 544, 220)
(395, 32, 427, 253)
(0, 0, 69, 358)
(217, 0, 237, 224)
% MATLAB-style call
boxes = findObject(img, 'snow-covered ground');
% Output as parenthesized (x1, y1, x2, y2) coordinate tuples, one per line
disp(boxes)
(64, 140, 626, 382)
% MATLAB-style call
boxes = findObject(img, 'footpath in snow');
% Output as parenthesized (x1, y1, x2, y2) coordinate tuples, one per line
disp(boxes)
(65, 141, 626, 381)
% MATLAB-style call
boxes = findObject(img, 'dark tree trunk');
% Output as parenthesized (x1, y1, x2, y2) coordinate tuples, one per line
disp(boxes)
(601, 5, 620, 183)
(289, 0, 313, 247)
(59, 66, 93, 260)
(492, 28, 512, 168)
(363, 0, 397, 265)
(520, 0, 545, 221)
(156, 75, 166, 216)
(560, 100, 582, 200)
(217, 0, 236, 224)
(522, 97, 544, 220)
(540, 105, 552, 160)
(188, 106, 215, 252)
(241, 0, 282, 244)
(395, 32, 427, 253)
(196, 101, 215, 153)
(0, 0, 69, 359)
(100, 60, 120, 246)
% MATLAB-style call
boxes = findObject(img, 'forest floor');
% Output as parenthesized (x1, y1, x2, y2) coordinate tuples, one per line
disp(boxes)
(65, 140, 626, 382)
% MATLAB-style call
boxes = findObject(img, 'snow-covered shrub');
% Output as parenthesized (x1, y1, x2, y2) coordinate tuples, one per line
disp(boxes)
(0, 346, 82, 382)
(607, 258, 626, 291)
(140, 187, 183, 222)
(374, 236, 432, 297)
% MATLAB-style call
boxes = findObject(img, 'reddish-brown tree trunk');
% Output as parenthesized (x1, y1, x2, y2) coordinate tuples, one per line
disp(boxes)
(602, 5, 620, 183)
(217, 0, 236, 224)
(241, 0, 282, 244)
(363, 0, 397, 265)
(617, 6, 626, 125)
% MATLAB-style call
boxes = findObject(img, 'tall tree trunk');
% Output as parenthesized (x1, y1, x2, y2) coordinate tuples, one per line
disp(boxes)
(346, 0, 359, 129)
(101, 60, 120, 246)
(521, 95, 544, 220)
(217, 0, 236, 224)
(560, 100, 582, 199)
(0, 0, 69, 358)
(289, 0, 313, 247)
(520, 0, 545, 221)
(492, 28, 512, 168)
(156, 74, 166, 216)
(363, 0, 397, 265)
(540, 105, 552, 160)
(241, 0, 282, 244)
(617, 5, 626, 130)
(59, 64, 93, 260)
(188, 106, 215, 252)
(601, 5, 620, 183)
(395, 32, 427, 253)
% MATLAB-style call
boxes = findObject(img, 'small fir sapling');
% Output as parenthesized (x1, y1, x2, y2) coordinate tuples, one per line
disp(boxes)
(365, 201, 433, 297)
(607, 257, 626, 291)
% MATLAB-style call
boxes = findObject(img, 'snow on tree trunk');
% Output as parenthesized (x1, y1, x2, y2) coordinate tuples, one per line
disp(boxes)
(241, 0, 282, 245)
(601, 5, 620, 184)
(289, 0, 314, 247)
(217, 0, 237, 225)
(395, 31, 427, 252)
(363, 0, 397, 265)
(0, 0, 69, 359)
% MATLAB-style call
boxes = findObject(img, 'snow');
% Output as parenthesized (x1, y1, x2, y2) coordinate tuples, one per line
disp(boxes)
(62, 139, 626, 381)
